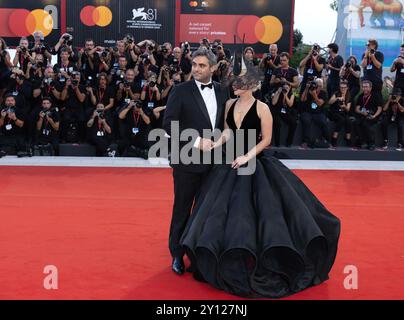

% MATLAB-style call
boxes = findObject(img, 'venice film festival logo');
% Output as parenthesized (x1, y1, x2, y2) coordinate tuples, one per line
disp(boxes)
(127, 7, 161, 30)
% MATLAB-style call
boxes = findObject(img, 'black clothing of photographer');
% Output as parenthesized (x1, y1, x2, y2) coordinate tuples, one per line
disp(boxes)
(299, 44, 326, 94)
(34, 98, 60, 155)
(381, 88, 404, 150)
(87, 104, 114, 157)
(354, 81, 383, 150)
(361, 39, 384, 97)
(0, 95, 26, 154)
(118, 100, 151, 158)
(271, 84, 298, 147)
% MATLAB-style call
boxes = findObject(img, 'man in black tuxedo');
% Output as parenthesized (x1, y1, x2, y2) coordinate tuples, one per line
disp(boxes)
(163, 48, 229, 275)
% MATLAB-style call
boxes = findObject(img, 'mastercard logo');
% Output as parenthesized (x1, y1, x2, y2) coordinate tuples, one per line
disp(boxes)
(80, 6, 113, 27)
(237, 15, 283, 45)
(0, 8, 53, 37)
(189, 1, 199, 7)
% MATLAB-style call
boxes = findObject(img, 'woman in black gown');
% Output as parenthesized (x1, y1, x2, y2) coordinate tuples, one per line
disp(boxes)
(180, 66, 341, 299)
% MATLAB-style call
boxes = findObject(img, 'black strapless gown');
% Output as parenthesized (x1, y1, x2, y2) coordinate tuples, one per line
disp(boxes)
(180, 99, 341, 298)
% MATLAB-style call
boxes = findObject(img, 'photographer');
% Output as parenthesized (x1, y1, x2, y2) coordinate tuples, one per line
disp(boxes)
(380, 88, 404, 150)
(159, 67, 182, 105)
(110, 55, 128, 85)
(6, 68, 33, 110)
(53, 33, 79, 65)
(390, 44, 404, 93)
(300, 78, 330, 148)
(60, 72, 87, 142)
(156, 42, 175, 67)
(270, 52, 299, 92)
(30, 31, 52, 65)
(354, 80, 383, 150)
(118, 100, 151, 159)
(271, 82, 298, 147)
(116, 69, 141, 105)
(53, 48, 79, 81)
(299, 44, 326, 94)
(32, 67, 63, 108)
(212, 39, 231, 60)
(136, 39, 157, 67)
(244, 47, 259, 66)
(340, 55, 361, 101)
(326, 43, 344, 98)
(86, 103, 114, 157)
(34, 97, 60, 156)
(260, 44, 281, 97)
(361, 39, 384, 97)
(78, 39, 100, 84)
(178, 42, 193, 76)
(13, 37, 33, 73)
(26, 54, 45, 82)
(140, 72, 161, 111)
(88, 73, 115, 113)
(328, 80, 353, 147)
(0, 94, 26, 155)
(0, 37, 12, 100)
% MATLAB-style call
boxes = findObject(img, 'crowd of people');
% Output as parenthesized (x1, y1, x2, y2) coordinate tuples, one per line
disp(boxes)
(0, 31, 403, 158)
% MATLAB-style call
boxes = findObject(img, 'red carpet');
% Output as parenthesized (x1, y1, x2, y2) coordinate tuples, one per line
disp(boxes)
(0, 166, 403, 300)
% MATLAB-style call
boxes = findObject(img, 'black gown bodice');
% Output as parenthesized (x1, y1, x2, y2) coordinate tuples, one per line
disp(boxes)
(226, 99, 262, 156)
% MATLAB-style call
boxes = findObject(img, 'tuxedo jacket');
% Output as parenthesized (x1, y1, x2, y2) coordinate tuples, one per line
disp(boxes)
(163, 80, 229, 173)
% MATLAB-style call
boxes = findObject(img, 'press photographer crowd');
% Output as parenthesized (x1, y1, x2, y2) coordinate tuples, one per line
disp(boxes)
(0, 31, 403, 158)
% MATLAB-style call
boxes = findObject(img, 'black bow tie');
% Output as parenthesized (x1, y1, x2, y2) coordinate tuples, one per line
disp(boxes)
(201, 83, 213, 90)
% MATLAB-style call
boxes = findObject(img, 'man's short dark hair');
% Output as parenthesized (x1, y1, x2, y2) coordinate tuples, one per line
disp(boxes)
(42, 97, 52, 104)
(279, 52, 290, 60)
(192, 47, 217, 66)
(368, 39, 378, 50)
(362, 80, 373, 87)
(328, 43, 339, 54)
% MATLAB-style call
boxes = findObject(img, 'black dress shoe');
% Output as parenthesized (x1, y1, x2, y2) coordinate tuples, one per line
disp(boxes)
(172, 257, 185, 275)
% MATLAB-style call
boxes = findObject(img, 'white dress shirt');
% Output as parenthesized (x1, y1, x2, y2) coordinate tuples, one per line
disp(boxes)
(193, 79, 217, 148)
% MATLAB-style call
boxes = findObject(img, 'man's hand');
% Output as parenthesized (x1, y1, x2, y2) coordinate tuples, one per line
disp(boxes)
(199, 138, 214, 152)
(8, 112, 17, 121)
(1, 110, 7, 119)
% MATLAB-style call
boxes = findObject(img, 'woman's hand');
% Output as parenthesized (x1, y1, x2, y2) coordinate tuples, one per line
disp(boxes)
(232, 155, 249, 169)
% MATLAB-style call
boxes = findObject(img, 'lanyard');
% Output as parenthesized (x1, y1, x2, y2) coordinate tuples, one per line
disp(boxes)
(97, 119, 104, 132)
(133, 109, 141, 127)
(363, 94, 372, 109)
(148, 88, 154, 101)
(99, 88, 106, 102)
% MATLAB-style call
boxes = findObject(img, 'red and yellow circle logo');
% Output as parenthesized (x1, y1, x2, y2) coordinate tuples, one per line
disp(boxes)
(7, 9, 53, 37)
(237, 15, 283, 45)
(80, 6, 113, 27)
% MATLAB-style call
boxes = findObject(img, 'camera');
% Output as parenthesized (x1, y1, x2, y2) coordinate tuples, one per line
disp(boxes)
(149, 81, 156, 88)
(313, 44, 320, 52)
(96, 110, 105, 119)
(345, 62, 352, 69)
(20, 46, 27, 53)
(63, 34, 73, 46)
(71, 79, 79, 86)
(309, 80, 318, 91)
(370, 49, 375, 55)
(44, 78, 53, 86)
(282, 87, 288, 94)
(85, 76, 93, 87)
(266, 54, 273, 61)
(161, 45, 169, 54)
(182, 42, 190, 55)
(6, 107, 16, 114)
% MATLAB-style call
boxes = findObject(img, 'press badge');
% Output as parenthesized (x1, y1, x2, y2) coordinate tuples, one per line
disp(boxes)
(361, 108, 368, 113)
(132, 128, 139, 135)
(97, 131, 104, 137)
(5, 124, 12, 131)
(307, 69, 314, 75)
(311, 103, 318, 110)
(367, 65, 373, 70)
(400, 68, 404, 73)
(281, 107, 287, 114)
(148, 102, 154, 109)
(43, 129, 50, 136)
(12, 91, 18, 96)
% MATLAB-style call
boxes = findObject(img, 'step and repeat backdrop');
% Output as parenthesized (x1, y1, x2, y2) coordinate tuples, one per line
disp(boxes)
(0, 0, 294, 53)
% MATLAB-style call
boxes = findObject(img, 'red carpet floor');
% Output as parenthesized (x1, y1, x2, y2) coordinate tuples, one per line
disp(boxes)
(0, 166, 403, 300)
